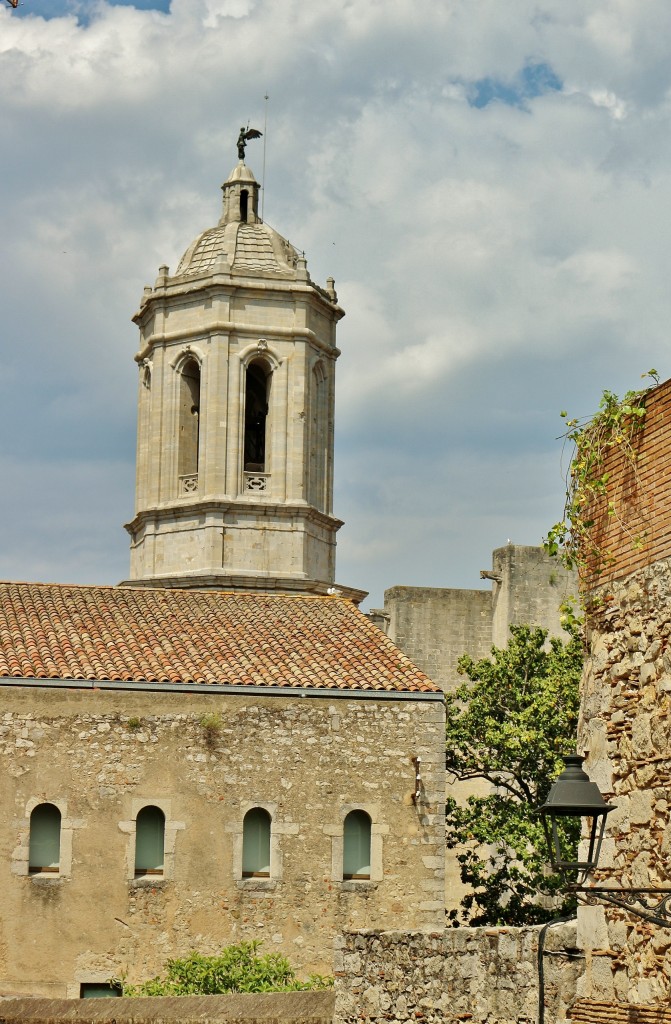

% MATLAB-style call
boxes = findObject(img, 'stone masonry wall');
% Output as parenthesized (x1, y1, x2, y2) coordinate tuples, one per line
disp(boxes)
(381, 546, 576, 914)
(382, 587, 492, 694)
(579, 558, 671, 1005)
(334, 925, 583, 1024)
(382, 546, 577, 696)
(0, 686, 444, 998)
(490, 545, 576, 649)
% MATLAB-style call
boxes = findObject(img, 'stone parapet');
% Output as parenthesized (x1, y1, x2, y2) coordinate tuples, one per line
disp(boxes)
(0, 991, 336, 1024)
(334, 925, 583, 1024)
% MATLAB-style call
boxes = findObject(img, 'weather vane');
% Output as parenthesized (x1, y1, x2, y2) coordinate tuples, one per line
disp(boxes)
(237, 125, 263, 162)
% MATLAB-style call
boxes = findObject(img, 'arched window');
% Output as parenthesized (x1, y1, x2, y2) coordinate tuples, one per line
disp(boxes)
(343, 810, 371, 880)
(242, 808, 271, 877)
(29, 803, 61, 874)
(309, 362, 327, 509)
(178, 357, 201, 483)
(244, 361, 271, 473)
(134, 806, 165, 877)
(240, 189, 249, 222)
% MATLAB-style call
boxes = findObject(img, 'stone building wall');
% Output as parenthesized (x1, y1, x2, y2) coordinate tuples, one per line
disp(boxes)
(0, 992, 336, 1024)
(380, 587, 492, 694)
(571, 375, 671, 1008)
(379, 545, 577, 695)
(0, 686, 445, 998)
(490, 544, 574, 649)
(578, 559, 671, 1006)
(375, 545, 576, 912)
(334, 924, 583, 1024)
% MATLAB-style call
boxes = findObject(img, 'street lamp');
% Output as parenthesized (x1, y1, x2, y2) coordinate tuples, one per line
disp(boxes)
(540, 753, 671, 927)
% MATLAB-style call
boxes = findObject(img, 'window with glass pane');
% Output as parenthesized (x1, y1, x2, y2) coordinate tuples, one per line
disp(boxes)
(242, 808, 271, 877)
(134, 805, 165, 876)
(343, 810, 371, 879)
(29, 803, 61, 873)
(80, 984, 121, 999)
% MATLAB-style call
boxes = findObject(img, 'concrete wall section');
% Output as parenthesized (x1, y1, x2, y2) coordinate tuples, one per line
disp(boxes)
(381, 546, 578, 696)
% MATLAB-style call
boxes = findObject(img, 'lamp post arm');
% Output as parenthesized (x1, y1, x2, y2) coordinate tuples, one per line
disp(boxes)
(572, 885, 671, 928)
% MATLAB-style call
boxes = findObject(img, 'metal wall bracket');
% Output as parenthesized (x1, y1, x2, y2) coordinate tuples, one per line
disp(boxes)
(411, 756, 422, 804)
(572, 885, 671, 928)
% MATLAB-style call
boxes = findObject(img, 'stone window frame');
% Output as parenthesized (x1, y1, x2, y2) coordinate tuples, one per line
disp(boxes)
(119, 798, 184, 886)
(170, 344, 206, 499)
(228, 800, 298, 889)
(65, 972, 123, 1000)
(238, 340, 282, 496)
(11, 796, 81, 880)
(325, 803, 388, 886)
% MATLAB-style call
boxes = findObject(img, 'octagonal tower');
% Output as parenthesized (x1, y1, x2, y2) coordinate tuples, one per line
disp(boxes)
(123, 160, 361, 599)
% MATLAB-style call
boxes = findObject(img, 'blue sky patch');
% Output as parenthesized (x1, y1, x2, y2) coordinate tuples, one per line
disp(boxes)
(12, 0, 171, 20)
(469, 61, 562, 109)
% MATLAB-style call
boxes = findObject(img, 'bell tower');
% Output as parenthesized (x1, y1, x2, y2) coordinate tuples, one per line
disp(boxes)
(123, 158, 361, 599)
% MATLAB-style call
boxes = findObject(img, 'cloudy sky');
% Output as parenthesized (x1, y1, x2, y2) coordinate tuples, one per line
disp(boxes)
(1, 0, 670, 610)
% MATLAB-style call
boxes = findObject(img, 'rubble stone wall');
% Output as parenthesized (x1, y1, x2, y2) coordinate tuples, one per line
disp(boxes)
(334, 925, 583, 1024)
(579, 557, 671, 1005)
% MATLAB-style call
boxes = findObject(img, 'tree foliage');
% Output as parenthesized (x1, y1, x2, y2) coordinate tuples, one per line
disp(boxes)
(120, 941, 333, 997)
(445, 623, 582, 926)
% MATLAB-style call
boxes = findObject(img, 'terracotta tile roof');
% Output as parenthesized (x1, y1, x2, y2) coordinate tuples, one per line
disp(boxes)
(570, 999, 671, 1023)
(0, 581, 441, 694)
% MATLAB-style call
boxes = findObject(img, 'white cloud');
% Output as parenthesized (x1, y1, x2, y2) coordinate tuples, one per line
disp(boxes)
(2, 0, 671, 608)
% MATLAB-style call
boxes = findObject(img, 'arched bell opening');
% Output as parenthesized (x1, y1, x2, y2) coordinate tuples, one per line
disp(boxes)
(178, 357, 201, 493)
(244, 360, 271, 474)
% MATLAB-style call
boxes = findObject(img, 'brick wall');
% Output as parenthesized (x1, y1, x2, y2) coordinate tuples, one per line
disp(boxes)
(583, 377, 671, 586)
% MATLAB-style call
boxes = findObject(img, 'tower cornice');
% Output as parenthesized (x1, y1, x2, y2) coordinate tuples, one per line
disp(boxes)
(124, 500, 345, 537)
(133, 276, 344, 329)
(134, 323, 341, 364)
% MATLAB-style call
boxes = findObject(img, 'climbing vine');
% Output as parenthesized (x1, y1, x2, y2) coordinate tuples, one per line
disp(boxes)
(544, 371, 658, 579)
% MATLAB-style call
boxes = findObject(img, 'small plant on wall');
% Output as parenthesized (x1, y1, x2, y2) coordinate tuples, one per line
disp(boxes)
(544, 370, 658, 580)
(199, 712, 223, 748)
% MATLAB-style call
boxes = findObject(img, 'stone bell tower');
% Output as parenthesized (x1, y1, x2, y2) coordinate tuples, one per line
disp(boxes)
(123, 158, 362, 599)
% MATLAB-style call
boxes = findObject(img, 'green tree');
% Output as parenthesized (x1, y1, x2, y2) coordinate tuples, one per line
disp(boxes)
(120, 941, 332, 997)
(445, 623, 582, 926)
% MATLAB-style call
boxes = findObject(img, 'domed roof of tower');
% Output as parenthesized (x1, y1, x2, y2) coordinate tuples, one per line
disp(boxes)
(176, 161, 302, 279)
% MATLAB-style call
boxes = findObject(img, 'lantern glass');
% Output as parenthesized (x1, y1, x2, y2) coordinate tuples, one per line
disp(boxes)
(546, 810, 608, 877)
(540, 754, 615, 878)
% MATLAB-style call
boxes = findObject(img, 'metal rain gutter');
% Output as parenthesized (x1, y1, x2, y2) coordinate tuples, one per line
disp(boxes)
(0, 676, 444, 702)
